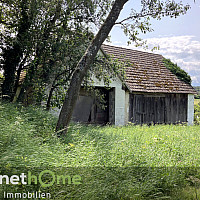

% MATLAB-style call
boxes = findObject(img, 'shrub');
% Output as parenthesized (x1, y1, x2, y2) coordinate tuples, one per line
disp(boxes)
(194, 103, 200, 125)
(163, 58, 192, 85)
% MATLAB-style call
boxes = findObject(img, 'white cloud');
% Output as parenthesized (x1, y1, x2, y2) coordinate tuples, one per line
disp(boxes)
(191, 76, 200, 84)
(108, 35, 200, 86)
(145, 35, 200, 85)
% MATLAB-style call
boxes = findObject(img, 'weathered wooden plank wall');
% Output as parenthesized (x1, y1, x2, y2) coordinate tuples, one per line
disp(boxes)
(129, 93, 188, 125)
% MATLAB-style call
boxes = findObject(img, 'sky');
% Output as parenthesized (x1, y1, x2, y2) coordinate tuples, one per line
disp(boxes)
(105, 0, 200, 86)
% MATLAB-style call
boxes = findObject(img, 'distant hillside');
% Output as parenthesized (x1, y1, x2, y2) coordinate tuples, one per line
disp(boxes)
(194, 86, 200, 98)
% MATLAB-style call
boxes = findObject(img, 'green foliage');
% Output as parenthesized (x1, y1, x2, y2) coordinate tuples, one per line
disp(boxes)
(194, 86, 200, 99)
(0, 0, 113, 102)
(0, 73, 4, 81)
(1, 102, 200, 199)
(163, 58, 192, 85)
(195, 95, 200, 99)
(194, 103, 200, 125)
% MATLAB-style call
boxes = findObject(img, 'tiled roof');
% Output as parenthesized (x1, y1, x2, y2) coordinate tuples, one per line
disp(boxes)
(19, 71, 26, 85)
(101, 44, 196, 94)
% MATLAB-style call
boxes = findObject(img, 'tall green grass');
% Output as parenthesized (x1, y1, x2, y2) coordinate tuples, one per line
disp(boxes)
(1, 102, 200, 199)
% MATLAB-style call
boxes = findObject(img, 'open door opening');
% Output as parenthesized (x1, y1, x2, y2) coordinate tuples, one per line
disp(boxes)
(72, 87, 109, 124)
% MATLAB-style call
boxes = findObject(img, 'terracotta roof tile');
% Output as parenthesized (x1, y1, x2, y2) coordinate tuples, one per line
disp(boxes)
(19, 71, 26, 85)
(101, 44, 196, 94)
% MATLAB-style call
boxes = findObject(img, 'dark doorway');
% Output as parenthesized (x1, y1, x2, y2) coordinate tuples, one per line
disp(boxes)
(72, 87, 109, 124)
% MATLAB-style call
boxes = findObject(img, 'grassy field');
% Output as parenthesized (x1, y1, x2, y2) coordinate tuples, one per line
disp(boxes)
(1, 102, 200, 199)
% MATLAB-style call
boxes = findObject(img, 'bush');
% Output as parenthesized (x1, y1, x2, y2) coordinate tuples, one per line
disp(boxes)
(195, 94, 200, 99)
(163, 58, 192, 85)
(194, 103, 200, 125)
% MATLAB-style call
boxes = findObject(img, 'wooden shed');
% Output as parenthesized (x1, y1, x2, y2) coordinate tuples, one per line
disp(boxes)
(72, 44, 196, 125)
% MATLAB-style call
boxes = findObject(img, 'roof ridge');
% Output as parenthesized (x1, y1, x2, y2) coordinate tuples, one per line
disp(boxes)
(102, 44, 164, 57)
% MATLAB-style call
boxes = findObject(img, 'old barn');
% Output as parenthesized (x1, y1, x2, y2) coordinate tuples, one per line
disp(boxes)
(72, 44, 196, 125)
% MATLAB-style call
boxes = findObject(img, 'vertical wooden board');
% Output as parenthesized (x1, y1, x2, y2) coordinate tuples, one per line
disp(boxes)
(181, 94, 186, 122)
(144, 97, 147, 124)
(166, 94, 171, 124)
(134, 94, 144, 125)
(154, 97, 158, 124)
(170, 94, 173, 123)
(164, 96, 167, 124)
(161, 98, 163, 123)
(176, 94, 180, 123)
(136, 95, 139, 124)
(179, 96, 183, 122)
(158, 97, 164, 124)
(141, 95, 145, 124)
(154, 97, 160, 124)
(172, 94, 177, 123)
(157, 97, 161, 123)
(154, 98, 156, 123)
(186, 95, 188, 121)
(181, 95, 186, 122)
(129, 94, 133, 122)
(138, 95, 141, 124)
(160, 97, 165, 124)
(133, 95, 138, 124)
(185, 94, 188, 122)
(150, 97, 154, 124)
(135, 95, 139, 124)
(147, 97, 151, 124)
(177, 94, 181, 122)
(182, 94, 187, 122)
(178, 94, 183, 123)
(156, 97, 159, 123)
(162, 97, 165, 123)
(133, 94, 136, 123)
(180, 94, 182, 122)
(148, 97, 152, 124)
(170, 94, 174, 123)
(172, 94, 175, 123)
(145, 97, 150, 124)
(173, 94, 178, 123)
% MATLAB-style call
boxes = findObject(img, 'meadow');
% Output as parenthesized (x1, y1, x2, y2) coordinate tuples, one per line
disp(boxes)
(0, 102, 200, 199)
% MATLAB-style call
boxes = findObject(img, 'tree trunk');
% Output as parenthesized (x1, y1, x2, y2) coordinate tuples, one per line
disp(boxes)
(56, 0, 129, 134)
(2, 0, 32, 101)
(46, 85, 55, 111)
(2, 46, 22, 101)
